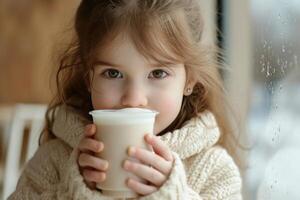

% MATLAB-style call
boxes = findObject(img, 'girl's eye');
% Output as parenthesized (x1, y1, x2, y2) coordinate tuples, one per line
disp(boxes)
(102, 69, 123, 79)
(149, 69, 169, 79)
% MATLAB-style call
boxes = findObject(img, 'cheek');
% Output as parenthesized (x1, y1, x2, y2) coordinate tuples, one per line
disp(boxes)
(89, 74, 124, 109)
(91, 88, 120, 109)
(156, 97, 181, 115)
(152, 91, 184, 134)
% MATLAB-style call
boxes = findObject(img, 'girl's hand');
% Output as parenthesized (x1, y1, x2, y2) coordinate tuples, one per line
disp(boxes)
(123, 134, 174, 196)
(77, 124, 109, 190)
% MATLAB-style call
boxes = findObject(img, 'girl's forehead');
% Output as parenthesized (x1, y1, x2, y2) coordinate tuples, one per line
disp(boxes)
(96, 32, 132, 55)
(93, 31, 183, 65)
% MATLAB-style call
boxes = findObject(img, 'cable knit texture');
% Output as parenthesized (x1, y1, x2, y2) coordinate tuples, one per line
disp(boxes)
(9, 106, 242, 200)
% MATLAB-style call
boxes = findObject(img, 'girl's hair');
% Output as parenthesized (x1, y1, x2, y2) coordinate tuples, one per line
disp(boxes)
(41, 0, 243, 166)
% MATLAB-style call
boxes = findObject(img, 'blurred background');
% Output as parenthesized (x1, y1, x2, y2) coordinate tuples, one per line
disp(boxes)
(0, 0, 299, 199)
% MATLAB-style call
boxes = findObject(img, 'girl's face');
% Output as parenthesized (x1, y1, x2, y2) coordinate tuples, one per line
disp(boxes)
(89, 33, 188, 135)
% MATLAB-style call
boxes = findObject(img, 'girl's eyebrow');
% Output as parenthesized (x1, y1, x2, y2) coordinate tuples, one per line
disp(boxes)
(93, 59, 179, 68)
(93, 60, 121, 68)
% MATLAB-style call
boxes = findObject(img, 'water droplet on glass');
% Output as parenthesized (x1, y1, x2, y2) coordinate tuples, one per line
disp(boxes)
(263, 41, 267, 48)
(267, 67, 271, 77)
(282, 45, 286, 53)
(285, 60, 288, 68)
(277, 57, 281, 65)
(270, 86, 274, 94)
(294, 55, 298, 68)
(281, 66, 285, 74)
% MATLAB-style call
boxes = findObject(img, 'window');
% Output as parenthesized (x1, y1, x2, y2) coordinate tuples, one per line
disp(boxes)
(221, 0, 300, 199)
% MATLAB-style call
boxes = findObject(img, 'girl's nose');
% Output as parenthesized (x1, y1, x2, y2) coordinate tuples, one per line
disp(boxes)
(121, 84, 148, 108)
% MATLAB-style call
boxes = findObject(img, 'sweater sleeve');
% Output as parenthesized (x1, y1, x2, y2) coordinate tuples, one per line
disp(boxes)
(139, 147, 242, 200)
(8, 139, 112, 200)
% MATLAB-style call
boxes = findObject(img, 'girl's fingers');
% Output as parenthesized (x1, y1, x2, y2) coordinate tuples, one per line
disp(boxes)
(85, 124, 96, 137)
(128, 147, 172, 175)
(84, 179, 96, 190)
(145, 134, 173, 162)
(78, 138, 103, 153)
(126, 178, 158, 196)
(123, 160, 165, 187)
(83, 169, 106, 183)
(78, 153, 109, 171)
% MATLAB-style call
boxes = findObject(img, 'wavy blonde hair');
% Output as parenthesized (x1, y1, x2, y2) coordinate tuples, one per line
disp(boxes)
(41, 0, 242, 167)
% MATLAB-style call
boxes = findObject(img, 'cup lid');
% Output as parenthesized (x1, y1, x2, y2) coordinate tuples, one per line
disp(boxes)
(89, 108, 159, 117)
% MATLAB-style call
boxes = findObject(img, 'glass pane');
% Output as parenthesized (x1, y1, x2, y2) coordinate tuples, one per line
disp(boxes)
(245, 0, 300, 199)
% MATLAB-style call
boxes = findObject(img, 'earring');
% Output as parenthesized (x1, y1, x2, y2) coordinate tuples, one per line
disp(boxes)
(185, 87, 192, 95)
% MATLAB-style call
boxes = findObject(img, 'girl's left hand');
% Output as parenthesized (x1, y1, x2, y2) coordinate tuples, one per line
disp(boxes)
(123, 133, 174, 196)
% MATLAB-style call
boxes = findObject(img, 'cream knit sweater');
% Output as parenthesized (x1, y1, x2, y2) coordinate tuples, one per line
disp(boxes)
(9, 106, 242, 200)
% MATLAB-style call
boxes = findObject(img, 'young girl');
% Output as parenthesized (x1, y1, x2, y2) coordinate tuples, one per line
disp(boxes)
(9, 0, 242, 199)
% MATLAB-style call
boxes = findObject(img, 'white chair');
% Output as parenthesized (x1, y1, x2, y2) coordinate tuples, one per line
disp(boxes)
(0, 105, 14, 199)
(2, 104, 47, 200)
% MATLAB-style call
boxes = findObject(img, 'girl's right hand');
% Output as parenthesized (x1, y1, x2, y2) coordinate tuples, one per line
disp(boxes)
(77, 124, 109, 190)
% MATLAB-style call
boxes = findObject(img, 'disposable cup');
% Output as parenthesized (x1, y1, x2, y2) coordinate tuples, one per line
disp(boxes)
(89, 108, 158, 198)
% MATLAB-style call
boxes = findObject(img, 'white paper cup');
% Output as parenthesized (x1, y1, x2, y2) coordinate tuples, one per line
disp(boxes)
(89, 108, 158, 198)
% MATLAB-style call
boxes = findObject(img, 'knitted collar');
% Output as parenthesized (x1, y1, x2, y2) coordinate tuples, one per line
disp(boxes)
(52, 106, 220, 159)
